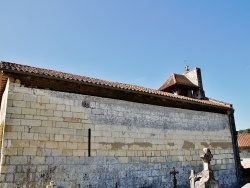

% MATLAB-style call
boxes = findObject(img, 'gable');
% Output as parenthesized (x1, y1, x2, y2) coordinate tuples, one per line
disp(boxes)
(159, 73, 198, 92)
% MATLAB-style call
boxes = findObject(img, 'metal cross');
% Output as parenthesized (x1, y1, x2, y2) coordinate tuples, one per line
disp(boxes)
(185, 64, 190, 71)
(170, 167, 179, 188)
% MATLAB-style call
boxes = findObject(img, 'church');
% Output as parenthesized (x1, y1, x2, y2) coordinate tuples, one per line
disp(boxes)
(0, 61, 240, 187)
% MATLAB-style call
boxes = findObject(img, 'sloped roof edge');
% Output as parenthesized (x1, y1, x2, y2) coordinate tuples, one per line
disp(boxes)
(159, 73, 198, 91)
(238, 134, 250, 148)
(0, 61, 232, 110)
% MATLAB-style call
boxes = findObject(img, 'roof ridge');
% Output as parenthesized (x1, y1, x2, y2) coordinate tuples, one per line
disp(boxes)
(0, 61, 233, 110)
(172, 73, 177, 83)
(0, 61, 148, 89)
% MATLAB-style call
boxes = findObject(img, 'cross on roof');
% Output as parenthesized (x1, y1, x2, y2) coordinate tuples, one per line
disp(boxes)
(185, 64, 190, 71)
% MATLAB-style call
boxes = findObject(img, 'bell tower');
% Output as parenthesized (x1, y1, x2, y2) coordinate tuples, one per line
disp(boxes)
(184, 67, 206, 99)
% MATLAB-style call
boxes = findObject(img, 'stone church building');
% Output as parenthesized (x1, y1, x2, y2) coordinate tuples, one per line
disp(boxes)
(0, 62, 240, 187)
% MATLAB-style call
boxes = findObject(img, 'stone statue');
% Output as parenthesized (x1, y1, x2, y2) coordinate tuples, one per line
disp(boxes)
(190, 148, 219, 188)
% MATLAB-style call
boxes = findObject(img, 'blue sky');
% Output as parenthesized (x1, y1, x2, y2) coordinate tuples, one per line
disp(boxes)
(1, 1, 250, 130)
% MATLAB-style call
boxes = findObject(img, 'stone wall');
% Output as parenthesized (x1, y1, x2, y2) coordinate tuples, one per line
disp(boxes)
(0, 80, 238, 187)
(239, 148, 250, 159)
(0, 79, 9, 165)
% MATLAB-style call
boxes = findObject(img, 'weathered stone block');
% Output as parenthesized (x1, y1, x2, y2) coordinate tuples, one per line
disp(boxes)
(5, 173, 14, 182)
(13, 100, 26, 107)
(0, 165, 16, 174)
(23, 94, 37, 102)
(56, 104, 66, 111)
(7, 107, 21, 114)
(55, 135, 63, 141)
(12, 140, 29, 147)
(69, 135, 84, 142)
(114, 137, 124, 143)
(22, 133, 34, 140)
(62, 111, 72, 118)
(62, 149, 73, 156)
(73, 150, 85, 157)
(4, 132, 18, 139)
(126, 151, 134, 157)
(31, 102, 46, 109)
(23, 148, 37, 156)
(46, 142, 58, 149)
(3, 148, 17, 155)
(40, 109, 54, 117)
(45, 104, 56, 110)
(94, 136, 107, 142)
(21, 119, 41, 127)
(10, 156, 27, 165)
(66, 142, 77, 150)
(54, 111, 63, 118)
(60, 128, 73, 135)
(37, 133, 49, 141)
(55, 122, 68, 129)
(11, 93, 24, 101)
(54, 157, 66, 165)
(119, 157, 129, 163)
(30, 126, 46, 133)
(22, 108, 37, 115)
(30, 156, 45, 164)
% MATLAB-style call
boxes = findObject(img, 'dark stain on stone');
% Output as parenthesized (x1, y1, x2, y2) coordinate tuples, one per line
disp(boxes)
(168, 142, 175, 147)
(134, 142, 152, 148)
(201, 142, 209, 147)
(40, 166, 56, 182)
(63, 117, 81, 123)
(109, 142, 124, 150)
(209, 142, 232, 149)
(4, 125, 12, 132)
(182, 141, 195, 149)
(82, 101, 90, 108)
(101, 142, 152, 150)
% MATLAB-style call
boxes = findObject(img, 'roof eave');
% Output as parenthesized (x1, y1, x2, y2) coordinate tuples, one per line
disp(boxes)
(1, 67, 233, 113)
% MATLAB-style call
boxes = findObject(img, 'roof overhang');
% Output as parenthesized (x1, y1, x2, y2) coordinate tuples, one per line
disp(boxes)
(0, 61, 233, 114)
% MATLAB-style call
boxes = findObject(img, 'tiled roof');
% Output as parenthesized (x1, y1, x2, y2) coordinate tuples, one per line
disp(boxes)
(159, 73, 198, 91)
(0, 61, 232, 109)
(238, 134, 250, 148)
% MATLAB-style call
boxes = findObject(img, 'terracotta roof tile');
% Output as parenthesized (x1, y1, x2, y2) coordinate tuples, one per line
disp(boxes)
(0, 61, 232, 109)
(238, 134, 250, 148)
(159, 73, 198, 91)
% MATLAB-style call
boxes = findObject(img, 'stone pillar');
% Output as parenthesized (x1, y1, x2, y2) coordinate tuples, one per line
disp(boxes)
(189, 170, 195, 188)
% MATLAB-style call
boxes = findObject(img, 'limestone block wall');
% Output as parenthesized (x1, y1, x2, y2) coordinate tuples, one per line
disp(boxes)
(239, 148, 250, 159)
(0, 81, 237, 188)
(0, 79, 9, 165)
